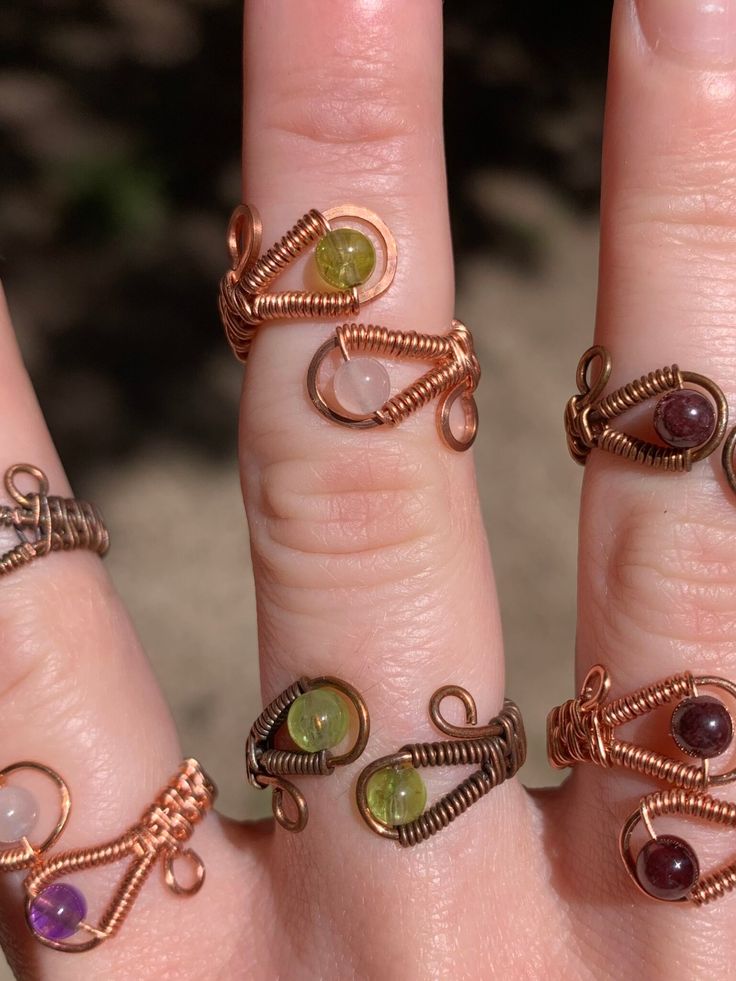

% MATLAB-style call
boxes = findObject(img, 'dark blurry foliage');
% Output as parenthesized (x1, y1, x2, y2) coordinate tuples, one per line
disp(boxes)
(0, 0, 611, 476)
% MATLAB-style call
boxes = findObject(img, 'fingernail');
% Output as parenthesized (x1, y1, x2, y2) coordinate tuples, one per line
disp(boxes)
(635, 0, 736, 66)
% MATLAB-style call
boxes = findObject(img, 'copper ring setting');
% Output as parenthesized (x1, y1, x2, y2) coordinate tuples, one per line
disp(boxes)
(356, 687, 526, 847)
(218, 203, 397, 364)
(0, 464, 109, 576)
(0, 759, 215, 952)
(565, 346, 728, 470)
(548, 665, 736, 904)
(246, 676, 370, 833)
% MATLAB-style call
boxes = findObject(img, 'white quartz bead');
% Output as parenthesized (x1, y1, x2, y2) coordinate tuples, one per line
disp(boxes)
(0, 785, 39, 843)
(333, 357, 390, 416)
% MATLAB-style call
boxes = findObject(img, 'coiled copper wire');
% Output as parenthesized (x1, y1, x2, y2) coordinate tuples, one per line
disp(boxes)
(619, 789, 736, 906)
(308, 319, 481, 451)
(0, 464, 109, 576)
(545, 664, 736, 790)
(245, 676, 370, 833)
(356, 689, 526, 847)
(24, 759, 216, 953)
(218, 204, 396, 363)
(565, 345, 727, 469)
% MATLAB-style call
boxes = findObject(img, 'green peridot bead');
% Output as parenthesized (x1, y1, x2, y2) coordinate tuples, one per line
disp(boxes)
(366, 765, 427, 827)
(287, 688, 349, 753)
(315, 228, 376, 290)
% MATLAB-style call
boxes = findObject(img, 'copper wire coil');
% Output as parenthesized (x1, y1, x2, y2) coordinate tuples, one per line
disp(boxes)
(24, 759, 215, 952)
(250, 288, 358, 324)
(259, 748, 331, 777)
(644, 787, 736, 825)
(607, 740, 704, 790)
(594, 365, 682, 422)
(240, 210, 328, 295)
(377, 358, 468, 427)
(600, 672, 694, 727)
(595, 429, 689, 470)
(408, 736, 507, 769)
(0, 840, 37, 872)
(335, 322, 454, 360)
(398, 765, 500, 848)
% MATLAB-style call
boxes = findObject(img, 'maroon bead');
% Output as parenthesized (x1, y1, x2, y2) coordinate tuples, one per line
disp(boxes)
(653, 390, 716, 449)
(635, 835, 699, 901)
(671, 695, 733, 758)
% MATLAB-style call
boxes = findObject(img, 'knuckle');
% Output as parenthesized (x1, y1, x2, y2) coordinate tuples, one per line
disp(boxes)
(601, 500, 736, 659)
(249, 443, 448, 593)
(265, 48, 422, 163)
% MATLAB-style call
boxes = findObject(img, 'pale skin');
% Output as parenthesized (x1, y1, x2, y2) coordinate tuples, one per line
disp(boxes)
(1, 0, 736, 977)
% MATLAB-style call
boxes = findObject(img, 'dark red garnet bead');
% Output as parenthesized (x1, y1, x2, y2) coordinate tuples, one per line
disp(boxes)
(671, 695, 733, 759)
(635, 835, 699, 901)
(653, 390, 716, 449)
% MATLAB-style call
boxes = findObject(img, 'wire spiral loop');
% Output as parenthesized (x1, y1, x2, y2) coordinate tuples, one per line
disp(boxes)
(356, 689, 526, 847)
(0, 464, 109, 576)
(218, 204, 396, 363)
(307, 319, 481, 451)
(23, 759, 216, 953)
(245, 676, 370, 833)
(620, 789, 736, 906)
(547, 664, 736, 791)
(564, 345, 727, 468)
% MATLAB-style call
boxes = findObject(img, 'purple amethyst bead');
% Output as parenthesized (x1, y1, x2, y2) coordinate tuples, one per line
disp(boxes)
(29, 883, 86, 941)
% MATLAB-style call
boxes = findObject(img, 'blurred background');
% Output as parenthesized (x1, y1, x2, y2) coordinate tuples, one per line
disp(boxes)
(0, 3, 610, 965)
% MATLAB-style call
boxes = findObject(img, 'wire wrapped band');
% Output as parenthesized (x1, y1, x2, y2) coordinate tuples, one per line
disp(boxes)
(356, 688, 526, 847)
(246, 676, 370, 833)
(0, 464, 109, 576)
(307, 319, 481, 451)
(620, 789, 736, 906)
(23, 759, 216, 953)
(547, 664, 736, 790)
(565, 346, 727, 469)
(218, 204, 396, 363)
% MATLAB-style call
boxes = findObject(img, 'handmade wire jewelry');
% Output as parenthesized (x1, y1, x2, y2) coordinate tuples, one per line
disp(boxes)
(565, 346, 727, 470)
(0, 464, 109, 576)
(0, 763, 70, 872)
(356, 687, 526, 847)
(219, 204, 397, 363)
(619, 788, 736, 905)
(547, 664, 736, 790)
(10, 758, 216, 953)
(307, 319, 480, 451)
(246, 676, 370, 832)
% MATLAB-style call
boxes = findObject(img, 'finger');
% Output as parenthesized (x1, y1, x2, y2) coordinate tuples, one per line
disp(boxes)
(0, 288, 241, 978)
(240, 0, 538, 970)
(563, 0, 736, 965)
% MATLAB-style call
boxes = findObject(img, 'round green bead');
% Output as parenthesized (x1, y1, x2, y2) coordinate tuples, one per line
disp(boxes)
(315, 228, 376, 289)
(287, 688, 349, 752)
(365, 765, 427, 827)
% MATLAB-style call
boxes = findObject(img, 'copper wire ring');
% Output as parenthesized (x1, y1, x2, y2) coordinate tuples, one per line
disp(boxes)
(565, 345, 728, 471)
(307, 320, 480, 451)
(356, 690, 526, 847)
(0, 463, 110, 577)
(23, 758, 216, 953)
(245, 676, 371, 833)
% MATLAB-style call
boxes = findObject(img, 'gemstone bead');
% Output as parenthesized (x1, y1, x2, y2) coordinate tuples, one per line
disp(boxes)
(333, 357, 391, 416)
(671, 695, 733, 758)
(365, 765, 427, 826)
(653, 390, 716, 449)
(29, 883, 87, 941)
(287, 688, 349, 753)
(315, 228, 376, 290)
(0, 785, 39, 843)
(635, 835, 699, 901)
